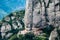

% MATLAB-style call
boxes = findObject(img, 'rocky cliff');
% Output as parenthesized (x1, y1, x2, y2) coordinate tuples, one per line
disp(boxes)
(24, 0, 60, 40)
(24, 0, 60, 30)
(0, 0, 60, 40)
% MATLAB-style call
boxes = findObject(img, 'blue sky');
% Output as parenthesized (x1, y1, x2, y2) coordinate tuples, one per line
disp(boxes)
(0, 0, 26, 20)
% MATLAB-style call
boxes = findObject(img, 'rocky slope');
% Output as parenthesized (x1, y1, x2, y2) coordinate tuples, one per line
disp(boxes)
(0, 10, 25, 39)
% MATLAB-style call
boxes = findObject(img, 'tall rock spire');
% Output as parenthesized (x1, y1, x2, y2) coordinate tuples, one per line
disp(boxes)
(24, 0, 60, 32)
(24, 0, 33, 31)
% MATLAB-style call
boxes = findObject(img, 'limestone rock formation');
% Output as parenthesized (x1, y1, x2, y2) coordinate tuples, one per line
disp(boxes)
(1, 22, 12, 38)
(0, 10, 25, 39)
(49, 28, 58, 40)
(24, 0, 60, 29)
(24, 0, 60, 40)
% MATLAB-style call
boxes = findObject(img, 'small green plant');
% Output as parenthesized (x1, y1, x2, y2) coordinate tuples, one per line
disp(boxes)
(18, 34, 24, 40)
(8, 34, 18, 40)
(24, 32, 35, 40)
(34, 33, 48, 40)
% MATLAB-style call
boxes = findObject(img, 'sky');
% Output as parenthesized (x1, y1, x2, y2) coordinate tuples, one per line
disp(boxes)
(0, 0, 26, 20)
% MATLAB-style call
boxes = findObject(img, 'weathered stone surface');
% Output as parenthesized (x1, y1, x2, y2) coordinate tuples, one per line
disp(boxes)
(49, 28, 58, 40)
(24, 0, 60, 40)
(24, 0, 60, 29)
(1, 22, 11, 38)
(0, 11, 25, 39)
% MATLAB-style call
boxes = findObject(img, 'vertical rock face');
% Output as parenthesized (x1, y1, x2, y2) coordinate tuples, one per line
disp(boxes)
(24, 0, 33, 30)
(24, 0, 60, 39)
(24, 0, 45, 30)
(24, 0, 60, 29)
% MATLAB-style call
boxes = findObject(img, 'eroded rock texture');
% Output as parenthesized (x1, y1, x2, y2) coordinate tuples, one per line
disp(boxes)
(24, 0, 60, 40)
(24, 0, 60, 29)
(0, 11, 25, 39)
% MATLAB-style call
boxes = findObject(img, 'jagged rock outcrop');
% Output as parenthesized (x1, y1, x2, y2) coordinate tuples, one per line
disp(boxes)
(24, 0, 60, 29)
(24, 0, 60, 40)
(0, 10, 25, 39)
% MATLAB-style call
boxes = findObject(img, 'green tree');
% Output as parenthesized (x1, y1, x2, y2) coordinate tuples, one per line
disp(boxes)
(24, 32, 35, 40)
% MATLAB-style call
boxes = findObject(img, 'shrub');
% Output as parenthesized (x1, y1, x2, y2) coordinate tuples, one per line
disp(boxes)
(24, 32, 35, 40)
(42, 25, 54, 36)
(34, 33, 48, 40)
(35, 36, 47, 40)
(8, 34, 19, 40)
(8, 32, 48, 40)
(18, 34, 24, 40)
